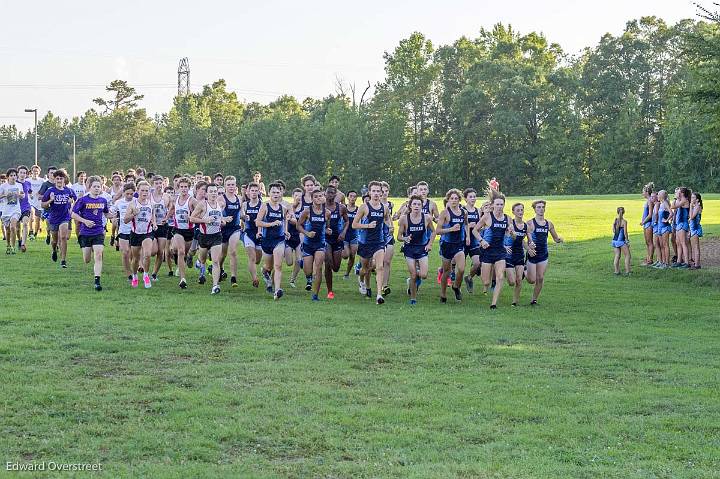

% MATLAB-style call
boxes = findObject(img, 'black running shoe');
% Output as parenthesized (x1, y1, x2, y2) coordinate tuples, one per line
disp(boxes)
(198, 275, 206, 285)
(490, 304, 497, 310)
(231, 276, 238, 287)
(95, 283, 102, 292)
(51, 250, 58, 262)
(366, 288, 372, 299)
(220, 270, 227, 281)
(440, 296, 447, 304)
(305, 279, 312, 291)
(61, 260, 67, 269)
(179, 279, 187, 289)
(452, 286, 462, 301)
(530, 299, 537, 306)
(45, 235, 50, 245)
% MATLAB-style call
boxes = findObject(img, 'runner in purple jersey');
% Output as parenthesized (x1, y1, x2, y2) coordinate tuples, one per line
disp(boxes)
(72, 175, 110, 290)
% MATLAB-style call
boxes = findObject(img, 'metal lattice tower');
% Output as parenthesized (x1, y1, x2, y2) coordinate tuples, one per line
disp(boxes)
(178, 58, 190, 96)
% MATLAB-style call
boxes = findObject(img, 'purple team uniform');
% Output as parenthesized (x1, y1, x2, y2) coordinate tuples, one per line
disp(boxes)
(72, 195, 108, 248)
(42, 186, 77, 230)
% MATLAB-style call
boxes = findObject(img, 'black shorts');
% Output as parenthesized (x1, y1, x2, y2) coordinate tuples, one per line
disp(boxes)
(222, 226, 242, 244)
(261, 237, 285, 255)
(193, 228, 201, 241)
(465, 245, 481, 258)
(118, 232, 131, 241)
(173, 228, 194, 243)
(286, 236, 301, 250)
(155, 224, 171, 240)
(506, 255, 525, 268)
(20, 209, 31, 220)
(130, 231, 154, 247)
(358, 242, 384, 259)
(326, 238, 344, 252)
(78, 234, 105, 248)
(439, 241, 464, 260)
(482, 249, 507, 264)
(198, 232, 222, 249)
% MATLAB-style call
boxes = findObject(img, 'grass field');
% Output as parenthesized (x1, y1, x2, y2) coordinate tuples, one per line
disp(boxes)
(1, 195, 719, 478)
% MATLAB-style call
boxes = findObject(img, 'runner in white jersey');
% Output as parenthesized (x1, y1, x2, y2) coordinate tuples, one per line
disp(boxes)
(114, 183, 136, 283)
(150, 175, 171, 281)
(124, 180, 155, 289)
(167, 177, 196, 289)
(70, 171, 87, 240)
(189, 184, 226, 294)
(27, 165, 45, 240)
(0, 168, 25, 254)
(108, 172, 124, 247)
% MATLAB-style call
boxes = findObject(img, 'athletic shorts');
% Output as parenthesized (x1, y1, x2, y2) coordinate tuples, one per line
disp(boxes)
(78, 234, 105, 248)
(2, 211, 20, 223)
(302, 242, 326, 257)
(32, 206, 43, 216)
(326, 238, 343, 252)
(657, 224, 672, 235)
(130, 231, 154, 247)
(482, 249, 507, 264)
(48, 221, 70, 232)
(611, 240, 628, 248)
(243, 234, 262, 249)
(506, 255, 525, 268)
(439, 241, 464, 260)
(262, 237, 285, 255)
(286, 236, 301, 250)
(193, 228, 201, 241)
(344, 238, 359, 247)
(198, 232, 222, 249)
(173, 228, 194, 243)
(358, 241, 384, 259)
(675, 221, 689, 232)
(20, 210, 31, 220)
(465, 245, 481, 258)
(118, 233, 131, 241)
(221, 226, 242, 244)
(527, 252, 548, 264)
(643, 222, 653, 230)
(386, 237, 395, 247)
(690, 226, 703, 238)
(155, 224, 171, 240)
(402, 243, 428, 260)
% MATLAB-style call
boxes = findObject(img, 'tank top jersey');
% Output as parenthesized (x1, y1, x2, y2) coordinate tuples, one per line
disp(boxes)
(262, 202, 285, 240)
(530, 218, 549, 257)
(287, 205, 302, 240)
(509, 219, 527, 258)
(659, 204, 671, 225)
(222, 194, 241, 230)
(642, 203, 650, 226)
(440, 207, 465, 244)
(304, 206, 326, 246)
(675, 205, 689, 224)
(115, 198, 133, 235)
(485, 213, 508, 253)
(406, 213, 430, 246)
(151, 193, 168, 225)
(359, 202, 385, 245)
(301, 194, 313, 211)
(690, 211, 702, 230)
(613, 224, 626, 243)
(383, 201, 394, 244)
(327, 203, 343, 241)
(465, 207, 480, 248)
(421, 199, 431, 215)
(131, 198, 153, 234)
(201, 200, 223, 235)
(173, 196, 193, 230)
(244, 199, 262, 240)
(345, 206, 358, 241)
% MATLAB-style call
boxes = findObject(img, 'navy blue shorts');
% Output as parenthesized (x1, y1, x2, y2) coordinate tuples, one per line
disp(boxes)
(386, 237, 395, 246)
(439, 241, 464, 260)
(221, 226, 241, 244)
(465, 245, 481, 258)
(326, 238, 344, 252)
(262, 237, 285, 255)
(286, 236, 300, 250)
(302, 242, 325, 257)
(358, 241, 384, 259)
(527, 252, 548, 264)
(402, 243, 428, 260)
(506, 254, 525, 268)
(482, 249, 507, 264)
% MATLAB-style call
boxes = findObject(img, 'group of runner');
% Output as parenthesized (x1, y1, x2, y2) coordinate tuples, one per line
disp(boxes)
(611, 182, 705, 275)
(0, 165, 563, 306)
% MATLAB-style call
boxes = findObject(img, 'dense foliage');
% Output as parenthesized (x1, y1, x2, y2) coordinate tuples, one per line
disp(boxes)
(2, 16, 719, 194)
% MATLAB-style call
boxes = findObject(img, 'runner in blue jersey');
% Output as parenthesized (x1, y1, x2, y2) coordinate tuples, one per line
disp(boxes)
(462, 188, 482, 293)
(300, 174, 317, 211)
(436, 189, 469, 303)
(640, 182, 655, 265)
(689, 192, 703, 269)
(342, 190, 360, 279)
(397, 195, 436, 305)
(286, 188, 304, 288)
(475, 190, 514, 309)
(219, 176, 243, 287)
(256, 182, 289, 300)
(241, 182, 263, 288)
(526, 199, 564, 305)
(671, 187, 691, 268)
(380, 182, 395, 296)
(323, 185, 348, 300)
(296, 188, 331, 301)
(504, 203, 529, 306)
(654, 190, 672, 268)
(352, 181, 391, 304)
(611, 206, 631, 276)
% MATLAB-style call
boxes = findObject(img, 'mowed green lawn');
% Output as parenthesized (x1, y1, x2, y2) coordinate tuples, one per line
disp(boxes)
(0, 195, 718, 478)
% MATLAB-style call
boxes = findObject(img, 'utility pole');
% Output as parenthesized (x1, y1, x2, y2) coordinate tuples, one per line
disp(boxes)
(73, 135, 76, 181)
(24, 108, 38, 167)
(178, 58, 190, 96)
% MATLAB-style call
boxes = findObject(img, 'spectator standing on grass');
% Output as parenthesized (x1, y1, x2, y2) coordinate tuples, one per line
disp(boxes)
(612, 206, 631, 275)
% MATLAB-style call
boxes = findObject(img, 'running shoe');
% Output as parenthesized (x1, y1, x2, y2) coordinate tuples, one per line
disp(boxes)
(6, 246, 10, 255)
(151, 273, 158, 282)
(168, 270, 174, 277)
(143, 274, 152, 288)
(266, 284, 273, 294)
(132, 277, 139, 288)
(366, 288, 372, 299)
(511, 302, 517, 307)
(382, 285, 391, 296)
(311, 294, 319, 302)
(305, 278, 312, 291)
(465, 275, 474, 293)
(252, 278, 260, 288)
(376, 295, 385, 305)
(20, 244, 26, 253)
(220, 270, 227, 281)
(179, 278, 187, 289)
(61, 260, 67, 268)
(198, 275, 206, 285)
(263, 269, 272, 288)
(211, 285, 220, 295)
(45, 235, 50, 245)
(359, 281, 367, 295)
(289, 278, 296, 288)
(440, 296, 447, 304)
(409, 299, 417, 305)
(231, 276, 238, 287)
(274, 289, 284, 300)
(354, 262, 361, 275)
(490, 304, 497, 310)
(530, 299, 538, 306)
(11, 247, 16, 255)
(406, 277, 411, 295)
(452, 286, 462, 301)
(94, 283, 102, 291)
(327, 291, 335, 300)
(29, 232, 35, 241)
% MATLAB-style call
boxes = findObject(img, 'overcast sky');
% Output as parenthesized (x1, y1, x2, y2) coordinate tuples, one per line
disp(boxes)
(0, 0, 698, 131)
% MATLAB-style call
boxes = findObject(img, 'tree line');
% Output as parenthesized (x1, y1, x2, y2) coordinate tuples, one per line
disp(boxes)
(1, 15, 719, 195)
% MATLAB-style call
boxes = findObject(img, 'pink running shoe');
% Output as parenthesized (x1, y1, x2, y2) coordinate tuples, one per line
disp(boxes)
(143, 274, 152, 289)
(131, 277, 139, 288)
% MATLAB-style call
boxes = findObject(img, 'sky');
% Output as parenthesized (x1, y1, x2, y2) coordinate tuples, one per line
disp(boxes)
(0, 0, 698, 131)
